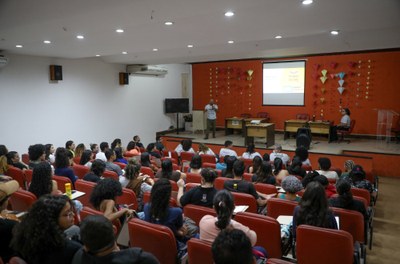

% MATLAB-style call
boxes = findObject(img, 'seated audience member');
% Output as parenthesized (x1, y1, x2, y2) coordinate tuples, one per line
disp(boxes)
(272, 157, 289, 185)
(0, 180, 20, 263)
(198, 143, 216, 156)
(133, 135, 144, 149)
(262, 153, 270, 162)
(295, 146, 311, 167)
(288, 156, 307, 179)
(329, 179, 367, 221)
(95, 142, 109, 162)
(278, 176, 303, 202)
(80, 149, 94, 168)
(180, 139, 196, 156)
(216, 155, 229, 170)
(350, 165, 373, 193)
(316, 157, 339, 181)
(212, 229, 254, 264)
(0, 145, 9, 175)
(6, 151, 28, 170)
(111, 138, 122, 150)
(66, 140, 76, 158)
(147, 143, 161, 159)
(72, 215, 159, 264)
(302, 171, 336, 198)
(224, 160, 271, 207)
(90, 178, 134, 223)
(155, 136, 165, 152)
(140, 152, 159, 173)
(188, 154, 202, 174)
(55, 147, 78, 186)
(29, 162, 61, 197)
(269, 145, 290, 166)
(174, 140, 185, 156)
(90, 143, 99, 157)
(221, 156, 237, 178)
(248, 156, 263, 174)
(11, 195, 82, 264)
(125, 163, 154, 211)
(83, 159, 106, 183)
(252, 161, 276, 185)
(177, 168, 218, 207)
(155, 159, 185, 182)
(292, 181, 338, 240)
(28, 143, 46, 169)
(74, 143, 85, 159)
(114, 147, 127, 164)
(219, 140, 238, 158)
(105, 149, 123, 177)
(340, 160, 355, 180)
(126, 141, 141, 156)
(242, 143, 262, 160)
(45, 144, 56, 164)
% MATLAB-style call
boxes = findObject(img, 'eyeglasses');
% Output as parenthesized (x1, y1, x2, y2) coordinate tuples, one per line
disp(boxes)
(61, 211, 74, 218)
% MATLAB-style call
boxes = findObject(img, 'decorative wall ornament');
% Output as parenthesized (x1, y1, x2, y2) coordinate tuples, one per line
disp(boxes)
(246, 69, 254, 80)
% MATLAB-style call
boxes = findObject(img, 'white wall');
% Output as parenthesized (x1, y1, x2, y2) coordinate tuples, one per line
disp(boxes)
(0, 54, 191, 154)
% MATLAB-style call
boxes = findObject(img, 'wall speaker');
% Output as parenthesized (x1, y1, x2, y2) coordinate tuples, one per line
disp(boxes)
(119, 72, 129, 85)
(50, 65, 63, 81)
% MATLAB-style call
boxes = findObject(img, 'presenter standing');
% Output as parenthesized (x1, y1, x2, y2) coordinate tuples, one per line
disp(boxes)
(204, 99, 218, 139)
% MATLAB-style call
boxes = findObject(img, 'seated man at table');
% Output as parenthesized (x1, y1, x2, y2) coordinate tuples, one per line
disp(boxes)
(223, 160, 270, 207)
(219, 140, 238, 158)
(269, 145, 290, 166)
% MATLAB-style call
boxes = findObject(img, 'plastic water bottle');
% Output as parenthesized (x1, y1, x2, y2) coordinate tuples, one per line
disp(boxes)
(65, 183, 72, 199)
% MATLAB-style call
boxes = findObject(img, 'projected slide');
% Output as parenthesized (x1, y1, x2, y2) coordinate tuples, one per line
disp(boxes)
(262, 61, 306, 106)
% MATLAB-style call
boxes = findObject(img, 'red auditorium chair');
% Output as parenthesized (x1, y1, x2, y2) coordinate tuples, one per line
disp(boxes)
(187, 238, 213, 264)
(140, 166, 155, 177)
(183, 204, 216, 226)
(200, 154, 216, 164)
(80, 206, 103, 221)
(351, 188, 371, 206)
(75, 179, 96, 208)
(21, 153, 29, 165)
(181, 152, 195, 164)
(116, 188, 138, 210)
(231, 192, 258, 214)
(254, 183, 278, 195)
(214, 177, 230, 190)
(185, 183, 200, 192)
(202, 162, 216, 169)
(243, 172, 253, 182)
(5, 166, 26, 190)
(129, 218, 180, 264)
(337, 120, 356, 143)
(72, 164, 90, 179)
(53, 175, 73, 193)
(24, 169, 33, 187)
(235, 212, 282, 258)
(162, 150, 180, 164)
(266, 198, 298, 219)
(296, 225, 354, 264)
(9, 189, 37, 212)
(102, 170, 119, 181)
(186, 172, 202, 184)
(161, 157, 179, 165)
(113, 162, 126, 169)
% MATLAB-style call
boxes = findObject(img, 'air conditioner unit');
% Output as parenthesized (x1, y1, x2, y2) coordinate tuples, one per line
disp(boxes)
(126, 64, 168, 76)
(0, 55, 9, 68)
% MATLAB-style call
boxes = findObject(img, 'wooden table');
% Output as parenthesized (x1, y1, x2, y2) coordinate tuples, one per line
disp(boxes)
(225, 117, 245, 135)
(308, 121, 332, 137)
(284, 119, 308, 140)
(245, 123, 275, 147)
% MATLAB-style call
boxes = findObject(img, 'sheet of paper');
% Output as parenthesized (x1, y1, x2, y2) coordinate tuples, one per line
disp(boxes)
(277, 215, 292, 225)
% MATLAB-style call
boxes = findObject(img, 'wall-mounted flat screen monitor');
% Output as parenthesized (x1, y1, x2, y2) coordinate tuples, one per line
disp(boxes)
(164, 98, 189, 113)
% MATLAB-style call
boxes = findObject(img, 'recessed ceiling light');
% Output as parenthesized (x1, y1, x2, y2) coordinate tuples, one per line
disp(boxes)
(43, 40, 51, 44)
(16, 45, 23, 48)
(95, 54, 100, 57)
(224, 11, 235, 17)
(153, 48, 158, 51)
(228, 40, 234, 44)
(275, 35, 282, 39)
(116, 29, 124, 33)
(330, 30, 340, 35)
(76, 35, 84, 39)
(164, 21, 174, 26)
(302, 0, 313, 5)
(122, 51, 128, 54)
(187, 44, 194, 48)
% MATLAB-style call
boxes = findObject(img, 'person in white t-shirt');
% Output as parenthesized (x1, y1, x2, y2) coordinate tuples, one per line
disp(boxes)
(269, 144, 290, 165)
(241, 143, 261, 160)
(329, 108, 351, 142)
(219, 140, 238, 158)
(316, 157, 339, 181)
(204, 99, 218, 139)
(95, 142, 109, 162)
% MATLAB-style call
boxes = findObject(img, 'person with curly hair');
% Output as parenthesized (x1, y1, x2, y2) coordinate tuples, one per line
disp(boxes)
(55, 147, 78, 187)
(79, 149, 94, 168)
(28, 161, 60, 198)
(252, 161, 276, 185)
(83, 159, 106, 183)
(292, 181, 338, 240)
(278, 176, 303, 202)
(90, 178, 133, 223)
(11, 195, 81, 264)
(125, 163, 154, 211)
(316, 157, 339, 181)
(340, 160, 355, 180)
(155, 158, 185, 182)
(28, 143, 46, 169)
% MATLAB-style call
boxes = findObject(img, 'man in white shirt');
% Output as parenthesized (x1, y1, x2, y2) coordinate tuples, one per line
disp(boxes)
(269, 144, 290, 165)
(204, 99, 218, 139)
(95, 142, 109, 162)
(219, 140, 238, 157)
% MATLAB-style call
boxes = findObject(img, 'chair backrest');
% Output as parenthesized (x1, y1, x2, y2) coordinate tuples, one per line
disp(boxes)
(296, 113, 310, 121)
(21, 153, 29, 165)
(243, 172, 253, 182)
(128, 218, 178, 264)
(116, 188, 138, 210)
(185, 183, 200, 192)
(202, 162, 216, 169)
(242, 158, 253, 168)
(103, 170, 119, 181)
(330, 194, 368, 209)
(339, 120, 356, 134)
(161, 157, 179, 165)
(235, 212, 282, 258)
(254, 183, 278, 195)
(73, 156, 81, 165)
(332, 207, 365, 243)
(296, 225, 354, 264)
(186, 172, 202, 183)
(80, 206, 103, 221)
(231, 192, 258, 213)
(183, 204, 216, 226)
(72, 164, 90, 179)
(181, 152, 195, 163)
(187, 238, 213, 264)
(113, 162, 126, 169)
(200, 154, 216, 164)
(162, 150, 180, 164)
(5, 166, 26, 190)
(330, 166, 342, 177)
(266, 198, 298, 219)
(75, 179, 96, 208)
(53, 175, 73, 193)
(9, 189, 37, 212)
(140, 166, 155, 177)
(351, 188, 371, 206)
(24, 169, 33, 187)
(214, 177, 230, 190)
